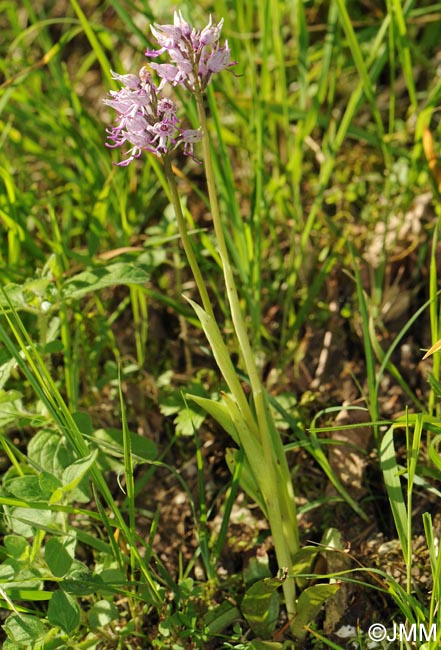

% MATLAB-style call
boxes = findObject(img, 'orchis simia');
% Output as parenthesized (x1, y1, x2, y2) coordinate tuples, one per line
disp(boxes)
(103, 10, 299, 622)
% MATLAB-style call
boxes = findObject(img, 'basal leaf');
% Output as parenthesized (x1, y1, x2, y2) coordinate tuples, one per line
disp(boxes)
(290, 583, 340, 641)
(291, 546, 321, 589)
(242, 574, 286, 638)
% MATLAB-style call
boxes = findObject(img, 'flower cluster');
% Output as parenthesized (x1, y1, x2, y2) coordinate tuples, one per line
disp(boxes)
(146, 11, 234, 91)
(104, 12, 233, 165)
(104, 68, 201, 166)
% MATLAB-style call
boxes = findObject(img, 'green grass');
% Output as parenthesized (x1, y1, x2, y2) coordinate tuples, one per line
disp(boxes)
(1, 1, 441, 648)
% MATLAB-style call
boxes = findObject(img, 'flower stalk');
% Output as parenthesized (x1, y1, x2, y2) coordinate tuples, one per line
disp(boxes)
(104, 9, 300, 622)
(194, 86, 299, 618)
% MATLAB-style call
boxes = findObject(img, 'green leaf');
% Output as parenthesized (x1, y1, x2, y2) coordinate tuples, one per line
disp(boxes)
(291, 546, 321, 589)
(39, 471, 62, 496)
(0, 563, 16, 582)
(61, 449, 98, 491)
(241, 574, 286, 638)
(3, 613, 46, 644)
(225, 447, 267, 516)
(93, 427, 157, 461)
(48, 590, 80, 633)
(62, 568, 104, 596)
(27, 429, 73, 477)
(49, 450, 97, 504)
(61, 262, 150, 300)
(250, 642, 284, 650)
(187, 394, 239, 444)
(204, 600, 241, 635)
(160, 384, 208, 436)
(290, 584, 340, 641)
(72, 411, 94, 435)
(88, 599, 119, 629)
(8, 507, 55, 537)
(45, 538, 75, 578)
(428, 434, 441, 471)
(4, 535, 30, 561)
(6, 475, 51, 503)
(380, 426, 408, 560)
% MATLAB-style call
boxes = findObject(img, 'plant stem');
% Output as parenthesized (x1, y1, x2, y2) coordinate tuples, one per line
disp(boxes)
(162, 154, 257, 427)
(162, 153, 215, 320)
(194, 89, 299, 617)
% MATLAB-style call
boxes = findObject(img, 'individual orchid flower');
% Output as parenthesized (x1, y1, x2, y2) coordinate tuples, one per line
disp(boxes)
(145, 10, 235, 92)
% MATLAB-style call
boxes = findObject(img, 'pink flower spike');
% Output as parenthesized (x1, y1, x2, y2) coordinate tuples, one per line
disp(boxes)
(146, 12, 236, 91)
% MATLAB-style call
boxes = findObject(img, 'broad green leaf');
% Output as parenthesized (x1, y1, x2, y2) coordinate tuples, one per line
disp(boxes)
(39, 471, 62, 496)
(4, 535, 30, 561)
(61, 449, 98, 491)
(61, 262, 150, 300)
(291, 546, 321, 589)
(72, 411, 94, 435)
(204, 600, 241, 635)
(0, 563, 15, 582)
(49, 450, 97, 504)
(290, 584, 340, 641)
(45, 538, 75, 578)
(0, 395, 24, 428)
(3, 613, 46, 644)
(48, 590, 80, 633)
(62, 568, 104, 596)
(93, 427, 157, 461)
(88, 599, 119, 629)
(241, 575, 286, 638)
(160, 383, 208, 436)
(8, 507, 55, 537)
(250, 642, 284, 650)
(6, 475, 51, 503)
(27, 429, 73, 477)
(0, 388, 21, 403)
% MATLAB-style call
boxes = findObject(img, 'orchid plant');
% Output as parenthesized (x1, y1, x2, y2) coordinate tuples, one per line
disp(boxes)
(104, 11, 300, 625)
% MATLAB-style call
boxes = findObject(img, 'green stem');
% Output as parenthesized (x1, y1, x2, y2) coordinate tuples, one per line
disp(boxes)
(162, 153, 214, 320)
(162, 154, 256, 427)
(194, 89, 299, 617)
